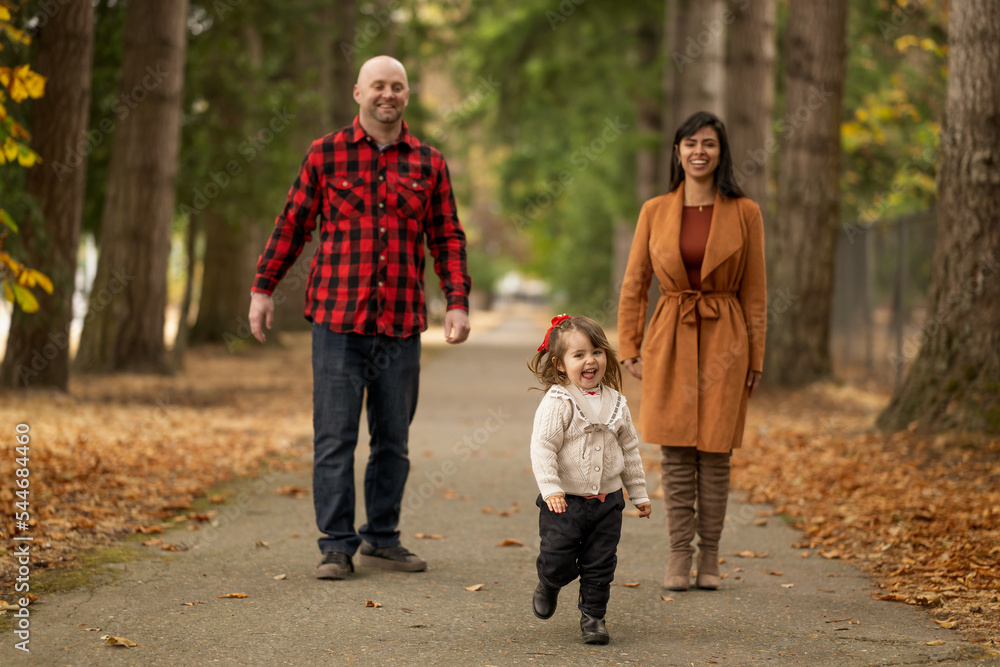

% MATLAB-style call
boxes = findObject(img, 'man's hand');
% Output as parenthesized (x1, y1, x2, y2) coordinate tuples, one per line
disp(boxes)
(444, 309, 470, 344)
(545, 493, 567, 514)
(249, 292, 274, 343)
(622, 357, 643, 379)
(636, 501, 652, 519)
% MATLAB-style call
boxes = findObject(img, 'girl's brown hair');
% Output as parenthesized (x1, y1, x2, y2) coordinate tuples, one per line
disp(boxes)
(528, 315, 623, 392)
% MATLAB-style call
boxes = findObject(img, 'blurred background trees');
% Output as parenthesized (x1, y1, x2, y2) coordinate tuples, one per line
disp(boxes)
(0, 0, 995, 433)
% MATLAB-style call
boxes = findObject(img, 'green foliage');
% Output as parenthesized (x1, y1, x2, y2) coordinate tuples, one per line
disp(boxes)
(441, 0, 659, 315)
(841, 0, 946, 226)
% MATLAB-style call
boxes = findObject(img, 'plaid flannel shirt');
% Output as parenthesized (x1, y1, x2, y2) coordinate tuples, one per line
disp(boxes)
(252, 117, 471, 337)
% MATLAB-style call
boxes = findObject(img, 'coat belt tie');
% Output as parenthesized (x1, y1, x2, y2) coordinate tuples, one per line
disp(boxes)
(661, 290, 736, 325)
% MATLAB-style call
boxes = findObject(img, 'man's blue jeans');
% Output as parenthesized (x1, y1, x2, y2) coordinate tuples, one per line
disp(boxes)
(311, 325, 420, 555)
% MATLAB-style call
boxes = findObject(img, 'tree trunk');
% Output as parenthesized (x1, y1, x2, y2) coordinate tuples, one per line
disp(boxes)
(878, 0, 1000, 434)
(0, 0, 94, 390)
(189, 211, 257, 345)
(764, 0, 848, 386)
(660, 0, 726, 192)
(75, 0, 188, 374)
(275, 2, 346, 333)
(725, 0, 776, 210)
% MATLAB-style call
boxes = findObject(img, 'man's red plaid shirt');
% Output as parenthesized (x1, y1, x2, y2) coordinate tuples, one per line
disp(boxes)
(253, 118, 471, 337)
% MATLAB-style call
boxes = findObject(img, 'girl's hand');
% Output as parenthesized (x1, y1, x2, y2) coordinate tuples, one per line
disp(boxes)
(746, 370, 762, 397)
(622, 357, 643, 380)
(545, 494, 567, 513)
(635, 502, 652, 519)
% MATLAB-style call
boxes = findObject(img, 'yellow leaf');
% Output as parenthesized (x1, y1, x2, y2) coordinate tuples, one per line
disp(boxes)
(0, 7, 10, 21)
(18, 268, 53, 293)
(5, 65, 45, 102)
(0, 208, 18, 231)
(217, 593, 248, 599)
(2, 137, 18, 161)
(925, 640, 944, 646)
(11, 283, 38, 312)
(365, 600, 382, 608)
(103, 635, 138, 647)
(464, 583, 485, 591)
(3, 280, 14, 305)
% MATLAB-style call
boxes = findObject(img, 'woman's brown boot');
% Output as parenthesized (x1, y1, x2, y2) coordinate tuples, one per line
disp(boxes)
(661, 446, 698, 591)
(695, 451, 732, 590)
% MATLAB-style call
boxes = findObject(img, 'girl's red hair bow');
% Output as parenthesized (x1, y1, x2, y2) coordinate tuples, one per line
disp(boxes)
(538, 314, 572, 352)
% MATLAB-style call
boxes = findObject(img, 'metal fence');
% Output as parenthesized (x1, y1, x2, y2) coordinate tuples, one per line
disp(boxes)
(830, 209, 938, 388)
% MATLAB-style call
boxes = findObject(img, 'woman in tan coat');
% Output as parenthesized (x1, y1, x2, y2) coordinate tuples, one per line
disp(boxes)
(618, 111, 766, 591)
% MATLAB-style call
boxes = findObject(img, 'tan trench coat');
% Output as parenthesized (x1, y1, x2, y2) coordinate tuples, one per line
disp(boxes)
(617, 182, 767, 452)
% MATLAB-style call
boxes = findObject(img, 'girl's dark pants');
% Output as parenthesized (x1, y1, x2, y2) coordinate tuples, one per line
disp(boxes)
(536, 489, 625, 618)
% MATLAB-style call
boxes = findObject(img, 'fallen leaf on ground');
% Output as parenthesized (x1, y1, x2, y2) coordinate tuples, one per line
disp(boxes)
(495, 539, 523, 547)
(465, 584, 485, 591)
(141, 538, 163, 547)
(754, 519, 768, 526)
(159, 543, 180, 551)
(481, 507, 494, 514)
(365, 600, 382, 608)
(273, 574, 287, 580)
(933, 618, 958, 629)
(217, 593, 248, 599)
(256, 540, 269, 548)
(612, 582, 641, 587)
(915, 593, 944, 607)
(766, 571, 784, 576)
(801, 551, 811, 558)
(276, 485, 308, 498)
(820, 549, 843, 559)
(415, 533, 444, 539)
(735, 550, 768, 558)
(498, 510, 512, 517)
(84, 627, 101, 631)
(180, 601, 205, 606)
(209, 495, 226, 504)
(103, 635, 137, 647)
(660, 596, 674, 602)
(781, 583, 795, 588)
(133, 525, 164, 534)
(925, 640, 945, 646)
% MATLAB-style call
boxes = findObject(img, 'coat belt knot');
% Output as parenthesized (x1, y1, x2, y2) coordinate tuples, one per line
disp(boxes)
(662, 290, 736, 325)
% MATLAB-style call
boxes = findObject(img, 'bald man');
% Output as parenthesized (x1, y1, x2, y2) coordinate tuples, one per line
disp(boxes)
(249, 56, 471, 580)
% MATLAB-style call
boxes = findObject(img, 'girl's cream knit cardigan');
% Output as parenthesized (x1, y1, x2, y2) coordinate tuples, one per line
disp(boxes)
(530, 383, 649, 505)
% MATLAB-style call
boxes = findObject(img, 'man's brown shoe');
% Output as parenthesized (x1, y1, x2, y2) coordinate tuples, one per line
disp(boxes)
(359, 543, 426, 572)
(315, 551, 353, 579)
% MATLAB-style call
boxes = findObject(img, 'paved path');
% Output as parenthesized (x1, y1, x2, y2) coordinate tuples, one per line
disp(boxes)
(4, 309, 998, 666)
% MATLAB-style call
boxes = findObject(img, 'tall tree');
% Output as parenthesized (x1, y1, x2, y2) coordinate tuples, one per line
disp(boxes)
(660, 0, 726, 192)
(75, 0, 188, 373)
(724, 0, 776, 210)
(0, 0, 94, 390)
(764, 0, 848, 385)
(878, 0, 1000, 433)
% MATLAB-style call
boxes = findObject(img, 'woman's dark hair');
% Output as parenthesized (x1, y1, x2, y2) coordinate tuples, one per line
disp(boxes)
(668, 111, 746, 198)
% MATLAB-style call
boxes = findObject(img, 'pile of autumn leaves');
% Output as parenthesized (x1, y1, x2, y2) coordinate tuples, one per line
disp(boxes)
(0, 337, 997, 648)
(733, 383, 1000, 647)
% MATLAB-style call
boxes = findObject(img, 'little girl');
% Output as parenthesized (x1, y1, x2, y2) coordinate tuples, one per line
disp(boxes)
(527, 314, 651, 645)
